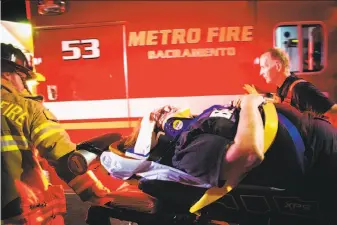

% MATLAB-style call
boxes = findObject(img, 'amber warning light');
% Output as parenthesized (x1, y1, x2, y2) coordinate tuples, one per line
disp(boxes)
(38, 0, 67, 16)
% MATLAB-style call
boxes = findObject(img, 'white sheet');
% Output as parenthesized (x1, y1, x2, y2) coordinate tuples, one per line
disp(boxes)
(100, 151, 212, 188)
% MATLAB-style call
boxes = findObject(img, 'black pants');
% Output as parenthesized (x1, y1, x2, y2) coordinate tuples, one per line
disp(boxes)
(172, 117, 236, 187)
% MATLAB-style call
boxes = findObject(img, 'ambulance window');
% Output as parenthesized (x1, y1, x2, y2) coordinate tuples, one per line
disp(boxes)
(275, 25, 299, 72)
(275, 24, 324, 73)
(302, 25, 324, 72)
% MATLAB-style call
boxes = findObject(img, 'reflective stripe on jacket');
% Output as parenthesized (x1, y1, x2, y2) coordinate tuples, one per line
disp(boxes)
(1, 79, 75, 213)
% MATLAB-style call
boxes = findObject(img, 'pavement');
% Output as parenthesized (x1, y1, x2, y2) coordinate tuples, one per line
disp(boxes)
(65, 193, 130, 225)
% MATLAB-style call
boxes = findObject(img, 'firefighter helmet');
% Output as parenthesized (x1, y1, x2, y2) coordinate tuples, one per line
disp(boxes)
(1, 43, 37, 80)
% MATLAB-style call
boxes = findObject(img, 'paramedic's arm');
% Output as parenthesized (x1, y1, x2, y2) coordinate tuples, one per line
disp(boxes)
(225, 94, 265, 168)
(294, 82, 334, 115)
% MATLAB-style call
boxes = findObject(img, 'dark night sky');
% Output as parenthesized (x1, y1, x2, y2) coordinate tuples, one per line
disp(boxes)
(1, 0, 28, 22)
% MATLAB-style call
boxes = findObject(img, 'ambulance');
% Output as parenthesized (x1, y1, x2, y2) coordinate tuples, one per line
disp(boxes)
(25, 0, 337, 143)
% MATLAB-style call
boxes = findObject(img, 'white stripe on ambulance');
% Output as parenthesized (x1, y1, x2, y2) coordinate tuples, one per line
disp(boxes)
(44, 95, 241, 121)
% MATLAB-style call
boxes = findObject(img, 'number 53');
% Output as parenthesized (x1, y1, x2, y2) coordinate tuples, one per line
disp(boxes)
(62, 39, 100, 60)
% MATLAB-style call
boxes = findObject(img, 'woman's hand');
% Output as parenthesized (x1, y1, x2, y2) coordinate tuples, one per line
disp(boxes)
(243, 84, 259, 95)
(151, 105, 178, 129)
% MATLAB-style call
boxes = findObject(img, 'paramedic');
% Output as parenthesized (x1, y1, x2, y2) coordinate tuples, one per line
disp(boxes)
(244, 47, 337, 125)
(1, 43, 111, 224)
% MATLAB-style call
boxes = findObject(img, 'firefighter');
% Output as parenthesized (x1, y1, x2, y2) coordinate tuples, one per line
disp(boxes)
(244, 47, 337, 126)
(1, 43, 111, 225)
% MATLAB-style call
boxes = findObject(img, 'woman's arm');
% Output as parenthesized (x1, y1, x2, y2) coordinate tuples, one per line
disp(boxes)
(225, 94, 265, 170)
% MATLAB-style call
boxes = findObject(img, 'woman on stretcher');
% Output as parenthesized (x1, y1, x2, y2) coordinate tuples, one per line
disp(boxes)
(101, 94, 337, 194)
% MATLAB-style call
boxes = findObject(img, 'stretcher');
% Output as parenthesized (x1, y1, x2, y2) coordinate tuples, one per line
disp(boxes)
(78, 103, 336, 225)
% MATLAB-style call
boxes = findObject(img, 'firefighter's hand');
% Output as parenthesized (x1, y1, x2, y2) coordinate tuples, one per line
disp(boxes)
(68, 170, 114, 205)
(86, 179, 114, 205)
(243, 84, 259, 94)
(91, 179, 111, 198)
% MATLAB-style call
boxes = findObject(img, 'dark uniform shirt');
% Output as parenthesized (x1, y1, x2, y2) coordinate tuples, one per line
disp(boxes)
(277, 74, 334, 114)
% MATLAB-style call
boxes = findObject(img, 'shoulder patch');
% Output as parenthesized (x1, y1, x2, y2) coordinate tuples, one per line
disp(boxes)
(43, 109, 58, 122)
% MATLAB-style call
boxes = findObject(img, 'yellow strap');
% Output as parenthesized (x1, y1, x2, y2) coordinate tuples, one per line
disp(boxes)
(262, 102, 279, 154)
(189, 102, 279, 214)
